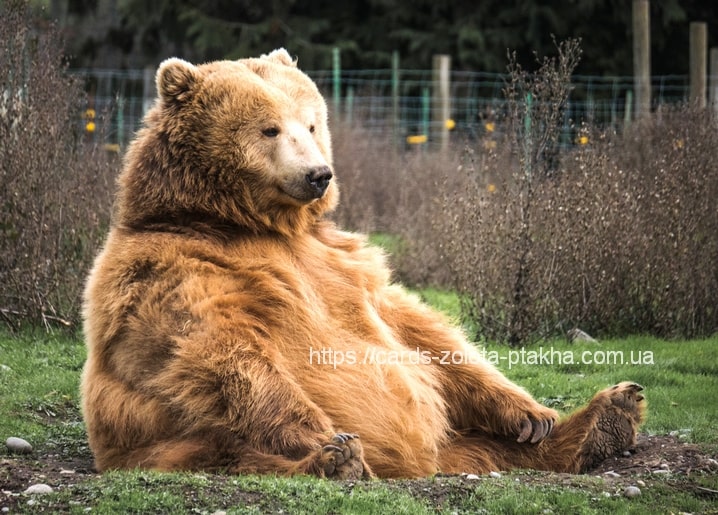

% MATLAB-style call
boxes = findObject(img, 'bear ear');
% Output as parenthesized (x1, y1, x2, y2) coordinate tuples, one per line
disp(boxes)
(156, 58, 200, 103)
(260, 48, 297, 68)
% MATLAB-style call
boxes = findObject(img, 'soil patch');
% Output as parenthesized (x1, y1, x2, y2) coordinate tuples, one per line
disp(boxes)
(2, 434, 716, 511)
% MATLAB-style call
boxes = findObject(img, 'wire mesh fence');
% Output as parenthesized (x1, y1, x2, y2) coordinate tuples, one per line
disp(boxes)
(69, 67, 692, 151)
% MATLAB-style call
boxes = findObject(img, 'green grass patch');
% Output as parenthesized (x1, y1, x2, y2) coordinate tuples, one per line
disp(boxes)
(368, 231, 405, 256)
(0, 330, 87, 456)
(418, 287, 463, 322)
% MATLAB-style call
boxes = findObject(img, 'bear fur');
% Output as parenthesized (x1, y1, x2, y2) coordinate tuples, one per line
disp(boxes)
(81, 49, 645, 479)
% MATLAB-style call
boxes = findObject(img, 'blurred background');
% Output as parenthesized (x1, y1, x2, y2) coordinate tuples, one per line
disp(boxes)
(2, 0, 718, 342)
(31, 0, 718, 74)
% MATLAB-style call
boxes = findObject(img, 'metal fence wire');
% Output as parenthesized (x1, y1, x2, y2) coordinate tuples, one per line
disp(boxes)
(70, 68, 692, 150)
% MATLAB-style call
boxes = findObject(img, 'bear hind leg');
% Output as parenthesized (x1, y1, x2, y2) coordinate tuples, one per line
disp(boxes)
(229, 432, 372, 479)
(531, 381, 646, 473)
(572, 381, 645, 472)
(114, 431, 372, 480)
(437, 382, 645, 475)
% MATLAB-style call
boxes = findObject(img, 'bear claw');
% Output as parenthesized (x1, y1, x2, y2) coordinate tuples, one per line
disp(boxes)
(331, 433, 359, 444)
(517, 415, 556, 443)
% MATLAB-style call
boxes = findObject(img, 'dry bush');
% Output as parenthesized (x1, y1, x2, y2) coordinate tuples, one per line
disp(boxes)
(330, 122, 461, 286)
(438, 40, 582, 345)
(549, 107, 718, 338)
(0, 1, 116, 331)
(330, 123, 402, 233)
(409, 104, 718, 343)
(333, 38, 717, 343)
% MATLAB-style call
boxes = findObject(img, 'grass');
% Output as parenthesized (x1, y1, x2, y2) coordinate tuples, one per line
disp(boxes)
(1, 291, 717, 513)
(0, 330, 87, 457)
(40, 470, 433, 514)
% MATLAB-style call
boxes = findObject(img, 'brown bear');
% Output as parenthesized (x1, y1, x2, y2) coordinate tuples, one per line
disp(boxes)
(81, 49, 645, 479)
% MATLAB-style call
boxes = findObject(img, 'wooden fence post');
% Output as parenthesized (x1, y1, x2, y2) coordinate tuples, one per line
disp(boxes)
(709, 47, 718, 112)
(432, 54, 451, 151)
(332, 47, 341, 119)
(391, 50, 400, 146)
(632, 0, 651, 119)
(689, 22, 707, 108)
(142, 66, 156, 116)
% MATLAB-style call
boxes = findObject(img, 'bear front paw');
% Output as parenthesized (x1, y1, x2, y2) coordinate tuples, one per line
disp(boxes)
(319, 433, 372, 480)
(515, 405, 559, 444)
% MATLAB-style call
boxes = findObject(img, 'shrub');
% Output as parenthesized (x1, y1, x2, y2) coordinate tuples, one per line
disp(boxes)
(548, 107, 718, 338)
(332, 41, 718, 343)
(0, 1, 116, 331)
(449, 39, 581, 345)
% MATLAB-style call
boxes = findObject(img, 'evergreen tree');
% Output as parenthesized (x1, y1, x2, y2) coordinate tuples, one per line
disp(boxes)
(32, 0, 718, 74)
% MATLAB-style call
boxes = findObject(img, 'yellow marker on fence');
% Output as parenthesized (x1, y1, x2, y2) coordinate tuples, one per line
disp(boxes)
(406, 134, 428, 145)
(84, 108, 96, 133)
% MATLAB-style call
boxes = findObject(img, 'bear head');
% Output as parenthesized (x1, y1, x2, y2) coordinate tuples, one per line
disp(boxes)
(116, 48, 338, 236)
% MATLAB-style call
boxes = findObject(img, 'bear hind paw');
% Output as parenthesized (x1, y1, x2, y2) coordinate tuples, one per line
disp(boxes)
(579, 381, 646, 471)
(318, 433, 372, 480)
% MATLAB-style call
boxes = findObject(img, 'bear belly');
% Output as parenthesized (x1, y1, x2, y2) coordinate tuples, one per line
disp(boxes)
(285, 321, 450, 477)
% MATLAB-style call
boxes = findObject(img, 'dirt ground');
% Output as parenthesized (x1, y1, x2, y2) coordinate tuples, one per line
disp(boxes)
(2, 434, 717, 512)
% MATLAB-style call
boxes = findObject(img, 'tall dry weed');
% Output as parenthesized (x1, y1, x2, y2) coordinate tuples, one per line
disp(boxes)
(441, 40, 582, 345)
(0, 1, 116, 331)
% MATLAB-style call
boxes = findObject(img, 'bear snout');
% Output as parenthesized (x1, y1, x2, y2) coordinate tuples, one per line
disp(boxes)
(305, 166, 333, 198)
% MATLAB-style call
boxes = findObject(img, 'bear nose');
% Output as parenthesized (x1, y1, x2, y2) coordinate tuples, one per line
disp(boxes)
(305, 166, 333, 198)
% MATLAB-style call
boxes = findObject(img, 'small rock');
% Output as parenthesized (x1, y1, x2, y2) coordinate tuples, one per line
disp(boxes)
(60, 469, 75, 475)
(465, 473, 480, 480)
(603, 471, 621, 478)
(24, 484, 53, 495)
(622, 451, 632, 457)
(489, 471, 502, 479)
(211, 511, 227, 515)
(0, 364, 11, 373)
(705, 458, 718, 469)
(660, 463, 670, 470)
(670, 429, 692, 441)
(652, 469, 670, 475)
(636, 480, 646, 487)
(567, 328, 598, 343)
(624, 486, 641, 498)
(6, 437, 32, 454)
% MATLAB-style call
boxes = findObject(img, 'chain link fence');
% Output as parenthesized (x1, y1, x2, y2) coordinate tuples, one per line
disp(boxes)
(70, 67, 692, 151)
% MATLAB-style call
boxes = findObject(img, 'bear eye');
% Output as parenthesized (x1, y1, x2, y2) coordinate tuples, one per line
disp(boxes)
(262, 127, 280, 138)
(309, 125, 315, 134)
